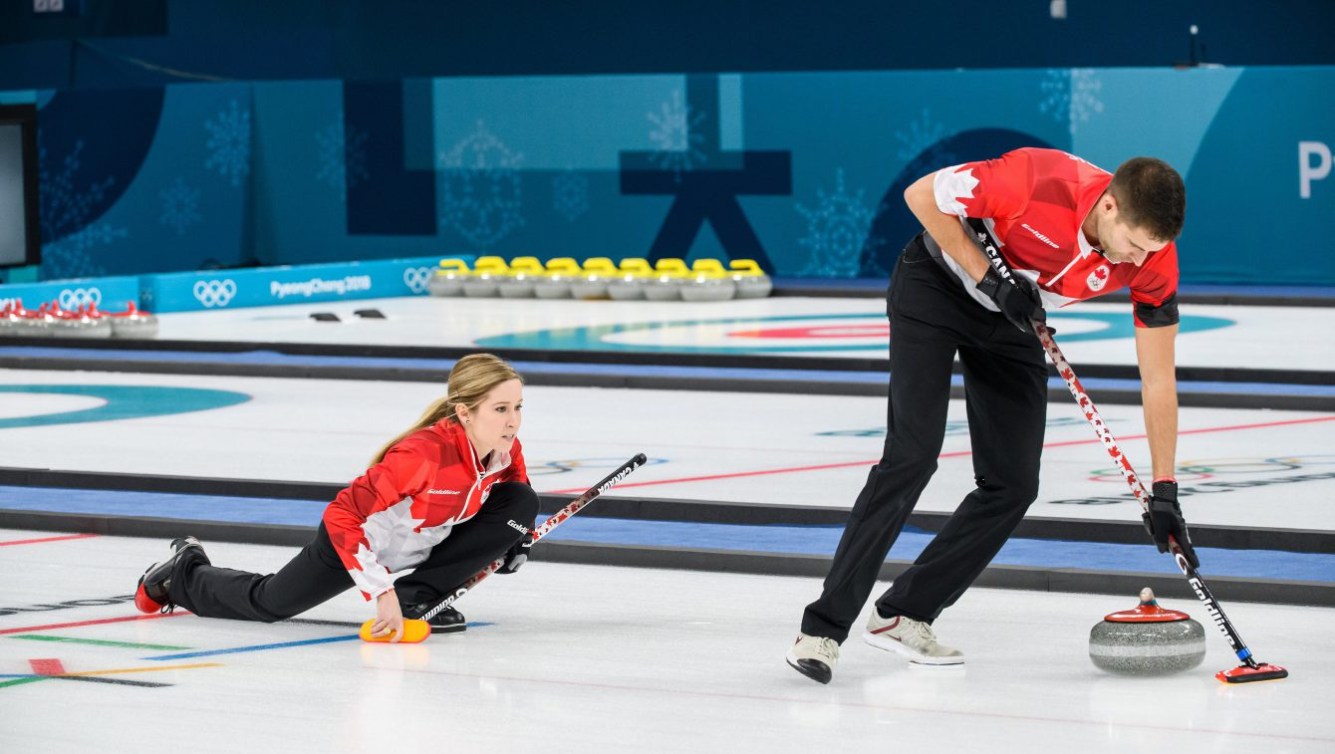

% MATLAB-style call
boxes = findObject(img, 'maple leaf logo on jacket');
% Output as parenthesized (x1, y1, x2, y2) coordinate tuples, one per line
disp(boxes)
(1087, 264, 1110, 291)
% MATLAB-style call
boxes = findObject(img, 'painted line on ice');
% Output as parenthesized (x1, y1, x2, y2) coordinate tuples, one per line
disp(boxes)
(545, 415, 1335, 493)
(0, 533, 99, 547)
(0, 661, 219, 690)
(144, 634, 361, 660)
(0, 673, 172, 689)
(0, 611, 189, 636)
(9, 634, 192, 650)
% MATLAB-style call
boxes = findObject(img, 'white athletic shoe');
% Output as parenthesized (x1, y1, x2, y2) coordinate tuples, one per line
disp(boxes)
(786, 633, 840, 684)
(862, 612, 964, 665)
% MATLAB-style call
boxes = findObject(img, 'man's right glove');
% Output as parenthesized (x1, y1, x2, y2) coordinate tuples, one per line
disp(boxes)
(497, 534, 532, 574)
(1141, 480, 1200, 569)
(975, 267, 1045, 333)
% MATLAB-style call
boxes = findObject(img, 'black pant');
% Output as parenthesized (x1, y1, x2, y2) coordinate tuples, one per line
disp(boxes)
(170, 481, 540, 622)
(801, 236, 1048, 643)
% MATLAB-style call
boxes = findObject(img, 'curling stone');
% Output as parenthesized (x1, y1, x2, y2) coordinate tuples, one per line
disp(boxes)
(730, 259, 773, 299)
(607, 258, 652, 301)
(498, 256, 543, 298)
(0, 299, 30, 337)
(681, 259, 737, 303)
(107, 301, 160, 339)
(644, 258, 688, 301)
(570, 257, 616, 300)
(16, 302, 57, 338)
(534, 257, 578, 299)
(1089, 588, 1205, 677)
(462, 256, 509, 298)
(51, 302, 112, 339)
(427, 259, 470, 297)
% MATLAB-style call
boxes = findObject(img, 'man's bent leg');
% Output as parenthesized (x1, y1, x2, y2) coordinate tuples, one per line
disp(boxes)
(876, 330, 1047, 623)
(800, 244, 962, 642)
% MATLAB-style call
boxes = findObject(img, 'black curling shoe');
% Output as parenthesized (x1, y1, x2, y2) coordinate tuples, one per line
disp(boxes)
(134, 536, 209, 614)
(403, 603, 467, 633)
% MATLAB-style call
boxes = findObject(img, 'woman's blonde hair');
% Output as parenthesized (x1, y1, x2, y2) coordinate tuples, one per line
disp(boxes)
(370, 353, 523, 465)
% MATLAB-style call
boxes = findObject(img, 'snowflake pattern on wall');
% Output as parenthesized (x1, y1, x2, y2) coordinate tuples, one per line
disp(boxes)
(44, 224, 126, 280)
(895, 109, 944, 161)
(795, 169, 888, 277)
(39, 139, 122, 279)
(552, 169, 589, 222)
(1040, 69, 1105, 136)
(159, 177, 201, 236)
(437, 121, 525, 248)
(204, 99, 252, 188)
(894, 108, 958, 172)
(647, 89, 708, 181)
(315, 118, 369, 201)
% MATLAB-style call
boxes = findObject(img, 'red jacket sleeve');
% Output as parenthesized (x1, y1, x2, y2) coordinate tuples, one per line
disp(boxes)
(1129, 241, 1181, 328)
(933, 149, 1034, 220)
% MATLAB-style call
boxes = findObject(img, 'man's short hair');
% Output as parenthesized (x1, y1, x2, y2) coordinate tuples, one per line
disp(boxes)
(1108, 157, 1186, 241)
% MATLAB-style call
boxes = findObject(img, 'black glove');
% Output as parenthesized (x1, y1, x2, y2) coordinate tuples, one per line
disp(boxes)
(975, 267, 1045, 333)
(1141, 481, 1199, 569)
(498, 533, 532, 574)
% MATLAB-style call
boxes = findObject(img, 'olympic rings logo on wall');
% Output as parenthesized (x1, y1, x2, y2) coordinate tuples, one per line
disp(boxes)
(402, 267, 433, 294)
(57, 287, 103, 309)
(528, 456, 667, 476)
(193, 279, 238, 308)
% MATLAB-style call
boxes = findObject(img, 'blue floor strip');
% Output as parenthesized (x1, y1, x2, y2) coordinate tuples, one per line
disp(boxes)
(3, 486, 1330, 584)
(542, 518, 1335, 583)
(0, 485, 328, 527)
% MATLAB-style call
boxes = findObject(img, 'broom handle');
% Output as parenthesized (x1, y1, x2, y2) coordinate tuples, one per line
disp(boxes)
(417, 453, 648, 622)
(1034, 321, 1259, 666)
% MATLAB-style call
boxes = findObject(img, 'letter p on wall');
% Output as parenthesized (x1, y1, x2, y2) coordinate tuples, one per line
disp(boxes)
(1300, 141, 1331, 198)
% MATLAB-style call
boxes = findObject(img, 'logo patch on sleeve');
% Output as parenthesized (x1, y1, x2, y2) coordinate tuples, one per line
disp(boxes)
(1087, 264, 1110, 291)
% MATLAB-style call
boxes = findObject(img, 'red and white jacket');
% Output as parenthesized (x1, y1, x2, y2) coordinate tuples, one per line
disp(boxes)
(932, 147, 1180, 327)
(323, 420, 529, 599)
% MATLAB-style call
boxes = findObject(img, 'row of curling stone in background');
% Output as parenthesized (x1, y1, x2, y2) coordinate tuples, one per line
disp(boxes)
(1088, 588, 1206, 677)
(427, 256, 773, 301)
(0, 299, 159, 339)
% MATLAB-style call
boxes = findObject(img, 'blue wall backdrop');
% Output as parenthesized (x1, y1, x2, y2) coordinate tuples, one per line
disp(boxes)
(1, 65, 1330, 285)
(3, 1, 1333, 87)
